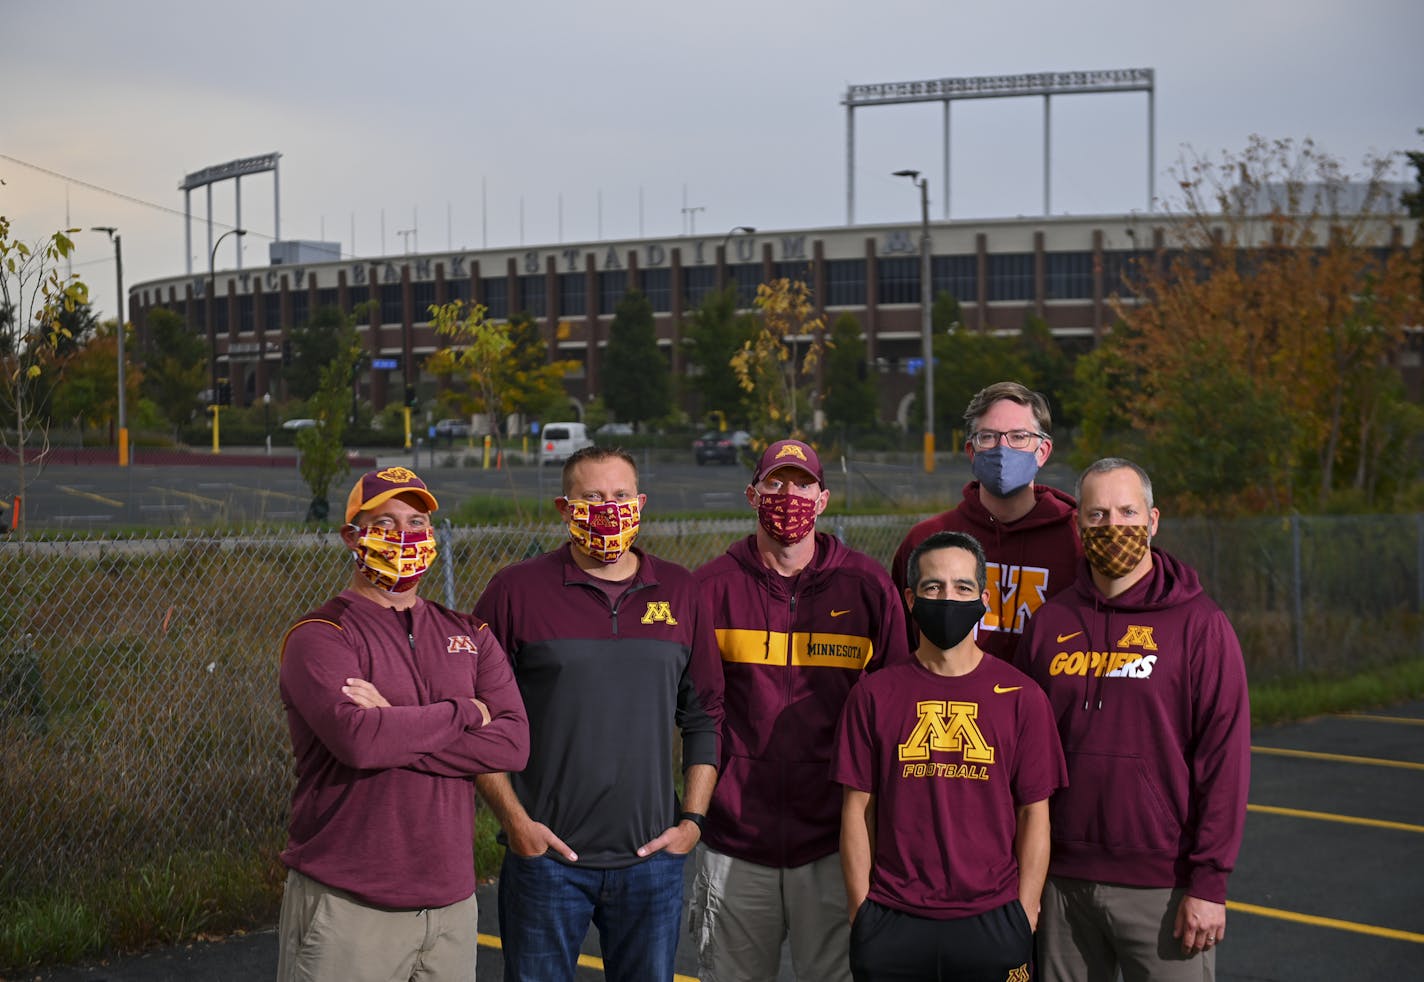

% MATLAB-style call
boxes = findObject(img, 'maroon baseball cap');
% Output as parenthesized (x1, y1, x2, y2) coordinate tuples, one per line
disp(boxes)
(345, 467, 439, 523)
(751, 439, 824, 485)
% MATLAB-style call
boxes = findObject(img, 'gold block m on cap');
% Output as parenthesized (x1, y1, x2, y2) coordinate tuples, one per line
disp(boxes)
(345, 467, 439, 523)
(751, 439, 824, 485)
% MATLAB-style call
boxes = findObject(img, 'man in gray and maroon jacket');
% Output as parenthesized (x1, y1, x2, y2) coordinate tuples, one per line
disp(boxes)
(278, 467, 529, 982)
(474, 446, 724, 982)
(689, 439, 910, 982)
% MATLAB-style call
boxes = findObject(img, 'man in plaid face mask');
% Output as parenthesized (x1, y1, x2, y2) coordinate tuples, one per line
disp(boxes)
(1014, 458, 1250, 982)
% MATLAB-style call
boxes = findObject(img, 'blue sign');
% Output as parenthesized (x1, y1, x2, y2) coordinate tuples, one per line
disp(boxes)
(905, 357, 924, 376)
(372, 358, 398, 370)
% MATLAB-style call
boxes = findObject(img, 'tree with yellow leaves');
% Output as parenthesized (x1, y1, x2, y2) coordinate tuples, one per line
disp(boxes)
(730, 278, 826, 441)
(1, 216, 90, 535)
(425, 301, 577, 449)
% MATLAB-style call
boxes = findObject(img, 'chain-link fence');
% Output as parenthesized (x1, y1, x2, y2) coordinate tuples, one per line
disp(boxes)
(1, 514, 1420, 906)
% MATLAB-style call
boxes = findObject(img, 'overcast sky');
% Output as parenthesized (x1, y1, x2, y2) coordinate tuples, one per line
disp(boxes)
(4, 0, 1420, 321)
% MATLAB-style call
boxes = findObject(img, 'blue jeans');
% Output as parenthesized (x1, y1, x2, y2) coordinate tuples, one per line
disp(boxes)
(497, 849, 687, 982)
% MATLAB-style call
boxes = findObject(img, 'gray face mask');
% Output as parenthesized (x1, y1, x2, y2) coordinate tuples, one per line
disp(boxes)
(971, 446, 1040, 498)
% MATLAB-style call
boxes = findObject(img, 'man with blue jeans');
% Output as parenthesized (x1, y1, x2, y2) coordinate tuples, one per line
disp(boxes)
(475, 447, 725, 981)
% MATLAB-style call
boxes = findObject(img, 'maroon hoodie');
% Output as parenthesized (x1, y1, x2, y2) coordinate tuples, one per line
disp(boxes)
(892, 482, 1082, 662)
(1014, 548, 1250, 903)
(696, 532, 910, 868)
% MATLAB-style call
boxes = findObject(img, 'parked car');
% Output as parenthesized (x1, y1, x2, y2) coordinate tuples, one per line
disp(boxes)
(693, 430, 751, 465)
(434, 418, 471, 438)
(595, 422, 634, 437)
(281, 418, 317, 431)
(539, 422, 594, 465)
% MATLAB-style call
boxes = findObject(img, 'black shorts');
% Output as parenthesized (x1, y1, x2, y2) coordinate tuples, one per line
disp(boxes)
(849, 897, 1034, 982)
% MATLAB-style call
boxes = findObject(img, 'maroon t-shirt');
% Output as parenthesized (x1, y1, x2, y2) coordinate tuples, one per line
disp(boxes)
(833, 654, 1066, 919)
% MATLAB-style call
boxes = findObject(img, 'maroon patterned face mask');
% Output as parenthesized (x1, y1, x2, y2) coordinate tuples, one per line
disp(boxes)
(756, 492, 818, 545)
(1081, 523, 1150, 579)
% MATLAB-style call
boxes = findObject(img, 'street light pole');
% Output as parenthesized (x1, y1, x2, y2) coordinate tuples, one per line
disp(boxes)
(91, 227, 127, 467)
(208, 228, 247, 454)
(721, 225, 756, 258)
(894, 170, 934, 474)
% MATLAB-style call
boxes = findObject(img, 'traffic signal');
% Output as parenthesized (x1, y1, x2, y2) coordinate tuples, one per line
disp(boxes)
(405, 385, 418, 408)
(217, 378, 232, 406)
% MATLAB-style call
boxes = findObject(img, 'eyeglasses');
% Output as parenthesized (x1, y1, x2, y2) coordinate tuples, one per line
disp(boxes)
(968, 429, 1046, 451)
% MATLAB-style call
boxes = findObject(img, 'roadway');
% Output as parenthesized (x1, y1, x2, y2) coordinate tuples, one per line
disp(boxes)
(9, 448, 1017, 529)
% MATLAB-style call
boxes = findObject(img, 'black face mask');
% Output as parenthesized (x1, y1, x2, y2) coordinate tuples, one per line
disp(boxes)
(911, 597, 987, 650)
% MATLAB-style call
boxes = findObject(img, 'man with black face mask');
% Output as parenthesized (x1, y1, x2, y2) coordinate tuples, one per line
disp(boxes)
(891, 382, 1081, 662)
(834, 530, 1066, 982)
(689, 439, 909, 982)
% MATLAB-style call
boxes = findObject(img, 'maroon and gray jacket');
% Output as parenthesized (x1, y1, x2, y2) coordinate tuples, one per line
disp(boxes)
(280, 591, 529, 909)
(695, 532, 910, 868)
(892, 481, 1082, 662)
(475, 544, 724, 869)
(1015, 549, 1251, 903)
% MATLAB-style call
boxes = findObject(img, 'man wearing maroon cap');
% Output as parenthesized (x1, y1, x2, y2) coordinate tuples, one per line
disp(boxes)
(689, 439, 910, 982)
(277, 467, 529, 982)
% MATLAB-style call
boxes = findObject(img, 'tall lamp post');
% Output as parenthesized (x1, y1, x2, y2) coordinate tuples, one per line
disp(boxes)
(721, 225, 756, 256)
(91, 227, 128, 467)
(893, 170, 934, 474)
(208, 228, 247, 454)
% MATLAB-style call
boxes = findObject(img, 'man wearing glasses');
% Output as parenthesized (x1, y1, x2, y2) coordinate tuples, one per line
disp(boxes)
(891, 381, 1081, 662)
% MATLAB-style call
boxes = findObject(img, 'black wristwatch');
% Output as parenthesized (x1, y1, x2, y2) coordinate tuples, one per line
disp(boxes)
(678, 810, 706, 830)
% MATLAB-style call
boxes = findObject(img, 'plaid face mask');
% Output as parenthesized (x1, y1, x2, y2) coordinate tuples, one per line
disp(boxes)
(1081, 523, 1150, 579)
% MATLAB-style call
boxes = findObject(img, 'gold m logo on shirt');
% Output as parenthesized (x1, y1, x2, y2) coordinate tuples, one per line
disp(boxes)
(897, 700, 996, 765)
(1116, 625, 1158, 650)
(446, 635, 477, 654)
(981, 565, 1050, 635)
(641, 601, 679, 626)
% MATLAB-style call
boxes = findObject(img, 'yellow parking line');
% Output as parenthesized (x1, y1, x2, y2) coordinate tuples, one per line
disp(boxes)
(477, 933, 699, 981)
(149, 486, 224, 506)
(252, 487, 309, 503)
(58, 485, 123, 507)
(1247, 803, 1424, 835)
(1227, 901, 1424, 944)
(1250, 745, 1424, 771)
(1342, 713, 1424, 726)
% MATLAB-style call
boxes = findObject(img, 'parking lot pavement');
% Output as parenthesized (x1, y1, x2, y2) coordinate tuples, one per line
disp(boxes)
(1219, 699, 1424, 981)
(22, 701, 1424, 981)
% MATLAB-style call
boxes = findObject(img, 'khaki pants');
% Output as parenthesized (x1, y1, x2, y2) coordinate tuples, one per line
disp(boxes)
(1037, 876, 1216, 982)
(689, 845, 853, 982)
(276, 868, 478, 982)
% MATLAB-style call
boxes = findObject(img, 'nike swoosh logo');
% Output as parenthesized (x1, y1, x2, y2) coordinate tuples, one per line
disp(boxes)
(994, 684, 1022, 694)
(830, 609, 851, 617)
(1056, 631, 1082, 643)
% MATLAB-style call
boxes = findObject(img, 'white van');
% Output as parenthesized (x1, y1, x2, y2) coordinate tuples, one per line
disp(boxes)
(539, 422, 593, 465)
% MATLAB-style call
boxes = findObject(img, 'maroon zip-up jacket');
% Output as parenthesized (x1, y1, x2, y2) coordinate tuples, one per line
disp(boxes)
(696, 532, 910, 868)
